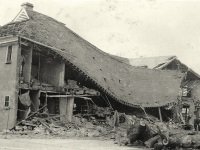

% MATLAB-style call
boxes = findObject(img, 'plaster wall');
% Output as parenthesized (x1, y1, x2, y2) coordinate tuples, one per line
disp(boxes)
(39, 57, 65, 87)
(0, 42, 19, 131)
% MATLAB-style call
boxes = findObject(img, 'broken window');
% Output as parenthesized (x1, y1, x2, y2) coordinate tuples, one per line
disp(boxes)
(182, 87, 191, 97)
(4, 96, 10, 107)
(5, 45, 12, 64)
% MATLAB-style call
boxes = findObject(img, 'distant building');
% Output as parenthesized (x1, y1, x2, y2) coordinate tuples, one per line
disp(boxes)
(115, 55, 200, 127)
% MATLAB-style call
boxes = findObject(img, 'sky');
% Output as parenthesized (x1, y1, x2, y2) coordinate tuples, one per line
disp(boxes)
(0, 0, 200, 73)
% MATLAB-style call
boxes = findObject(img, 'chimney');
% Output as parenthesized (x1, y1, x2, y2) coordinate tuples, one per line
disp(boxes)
(21, 2, 34, 11)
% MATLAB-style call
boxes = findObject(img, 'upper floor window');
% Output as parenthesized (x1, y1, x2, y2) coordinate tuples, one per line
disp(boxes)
(5, 45, 12, 64)
(4, 96, 10, 107)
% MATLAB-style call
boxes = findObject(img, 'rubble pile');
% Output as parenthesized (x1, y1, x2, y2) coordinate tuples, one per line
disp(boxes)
(8, 105, 200, 150)
(10, 106, 116, 139)
(122, 118, 200, 149)
(88, 105, 112, 118)
(11, 116, 111, 138)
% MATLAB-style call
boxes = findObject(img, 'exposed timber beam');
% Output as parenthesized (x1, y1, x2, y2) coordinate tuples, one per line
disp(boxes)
(47, 94, 97, 98)
(158, 107, 163, 122)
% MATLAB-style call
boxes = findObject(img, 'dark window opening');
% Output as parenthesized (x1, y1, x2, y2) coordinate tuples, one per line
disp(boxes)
(5, 96, 10, 107)
(6, 45, 12, 64)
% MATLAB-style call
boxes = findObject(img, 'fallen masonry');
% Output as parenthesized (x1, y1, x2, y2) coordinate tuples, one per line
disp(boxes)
(126, 119, 200, 149)
(0, 3, 200, 150)
(3, 106, 200, 150)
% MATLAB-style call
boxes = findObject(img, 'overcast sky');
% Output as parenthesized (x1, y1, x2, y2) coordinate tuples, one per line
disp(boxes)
(0, 0, 200, 73)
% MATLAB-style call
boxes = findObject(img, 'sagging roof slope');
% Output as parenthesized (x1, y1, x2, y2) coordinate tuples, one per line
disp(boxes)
(128, 56, 177, 69)
(114, 55, 200, 79)
(0, 6, 183, 107)
(112, 55, 177, 69)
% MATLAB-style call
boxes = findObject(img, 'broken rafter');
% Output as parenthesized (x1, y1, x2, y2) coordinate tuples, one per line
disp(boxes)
(20, 40, 29, 47)
(13, 104, 47, 128)
(79, 96, 91, 100)
(158, 107, 163, 122)
(40, 90, 60, 94)
(38, 51, 40, 81)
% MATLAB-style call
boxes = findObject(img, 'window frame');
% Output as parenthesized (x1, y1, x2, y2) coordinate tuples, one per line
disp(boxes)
(4, 96, 10, 108)
(5, 45, 12, 64)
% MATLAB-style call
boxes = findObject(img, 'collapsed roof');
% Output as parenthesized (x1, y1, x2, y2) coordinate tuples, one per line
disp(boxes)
(112, 55, 200, 80)
(0, 3, 183, 108)
(111, 55, 181, 69)
(127, 56, 177, 69)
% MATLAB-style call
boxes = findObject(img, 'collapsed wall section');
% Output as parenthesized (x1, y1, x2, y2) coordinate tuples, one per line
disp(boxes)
(31, 50, 65, 87)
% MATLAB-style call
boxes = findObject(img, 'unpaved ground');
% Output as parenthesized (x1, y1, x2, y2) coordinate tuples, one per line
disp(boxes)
(0, 138, 146, 150)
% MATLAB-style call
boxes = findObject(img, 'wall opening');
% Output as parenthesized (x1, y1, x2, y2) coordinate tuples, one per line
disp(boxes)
(31, 50, 64, 87)
(5, 45, 12, 64)
(4, 96, 10, 108)
(20, 45, 32, 83)
(47, 98, 59, 115)
(17, 89, 31, 121)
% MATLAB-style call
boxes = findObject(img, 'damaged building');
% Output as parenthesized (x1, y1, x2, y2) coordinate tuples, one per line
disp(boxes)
(115, 55, 200, 127)
(0, 3, 185, 130)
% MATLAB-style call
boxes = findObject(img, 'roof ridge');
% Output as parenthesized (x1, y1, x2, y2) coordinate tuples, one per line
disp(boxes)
(0, 6, 184, 108)
(24, 10, 182, 74)
(26, 9, 65, 25)
(129, 55, 177, 59)
(26, 9, 141, 67)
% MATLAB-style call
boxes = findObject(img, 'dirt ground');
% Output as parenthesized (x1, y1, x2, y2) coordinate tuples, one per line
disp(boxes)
(0, 138, 145, 150)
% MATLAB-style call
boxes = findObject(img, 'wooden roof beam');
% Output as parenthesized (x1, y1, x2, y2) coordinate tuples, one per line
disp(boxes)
(46, 94, 98, 98)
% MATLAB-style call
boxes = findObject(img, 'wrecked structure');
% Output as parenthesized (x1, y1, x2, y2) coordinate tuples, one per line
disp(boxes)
(115, 55, 200, 127)
(0, 3, 184, 131)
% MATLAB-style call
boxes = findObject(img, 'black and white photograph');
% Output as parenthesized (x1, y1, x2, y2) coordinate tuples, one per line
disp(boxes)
(0, 0, 200, 149)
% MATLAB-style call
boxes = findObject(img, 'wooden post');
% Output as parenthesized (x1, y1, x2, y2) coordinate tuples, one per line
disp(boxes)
(158, 107, 163, 122)
(66, 97, 74, 122)
(188, 103, 195, 129)
(38, 52, 40, 81)
(59, 97, 67, 122)
(59, 97, 74, 122)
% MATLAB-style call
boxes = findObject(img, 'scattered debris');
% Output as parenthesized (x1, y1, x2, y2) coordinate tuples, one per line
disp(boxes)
(123, 117, 200, 149)
(10, 106, 114, 138)
(8, 106, 200, 150)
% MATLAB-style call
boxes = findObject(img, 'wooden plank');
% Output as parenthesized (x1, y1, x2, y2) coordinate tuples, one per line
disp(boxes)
(20, 41, 29, 46)
(39, 120, 56, 134)
(47, 94, 97, 98)
(79, 97, 91, 100)
(0, 36, 18, 45)
(13, 104, 47, 128)
(158, 107, 163, 122)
